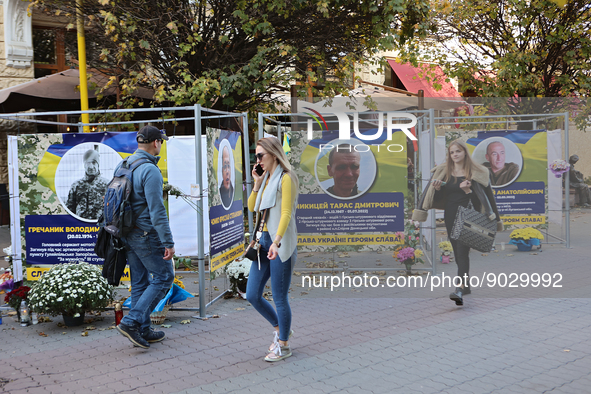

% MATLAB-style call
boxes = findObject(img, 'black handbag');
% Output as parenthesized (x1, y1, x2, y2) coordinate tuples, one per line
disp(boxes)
(243, 209, 268, 261)
(450, 200, 497, 253)
(94, 227, 110, 259)
(95, 226, 128, 286)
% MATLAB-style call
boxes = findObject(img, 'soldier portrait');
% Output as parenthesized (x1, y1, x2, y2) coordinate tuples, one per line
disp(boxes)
(55, 142, 122, 222)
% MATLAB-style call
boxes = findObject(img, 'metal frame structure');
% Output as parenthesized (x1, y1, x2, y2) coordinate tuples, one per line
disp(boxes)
(2, 105, 248, 318)
(433, 112, 571, 249)
(257, 109, 439, 275)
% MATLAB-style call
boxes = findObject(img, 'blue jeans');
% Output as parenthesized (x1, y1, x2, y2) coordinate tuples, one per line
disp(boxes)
(245, 231, 296, 342)
(121, 228, 174, 333)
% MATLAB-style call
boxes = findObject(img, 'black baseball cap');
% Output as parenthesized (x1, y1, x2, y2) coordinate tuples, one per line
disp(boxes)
(137, 125, 169, 143)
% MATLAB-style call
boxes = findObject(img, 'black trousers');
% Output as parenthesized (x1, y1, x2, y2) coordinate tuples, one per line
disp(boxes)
(450, 239, 471, 288)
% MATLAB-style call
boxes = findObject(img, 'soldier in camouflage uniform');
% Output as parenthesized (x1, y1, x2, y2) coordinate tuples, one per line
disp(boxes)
(66, 149, 109, 220)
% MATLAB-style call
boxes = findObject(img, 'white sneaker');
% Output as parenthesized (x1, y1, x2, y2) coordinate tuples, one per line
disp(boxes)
(266, 329, 293, 352)
(264, 341, 292, 362)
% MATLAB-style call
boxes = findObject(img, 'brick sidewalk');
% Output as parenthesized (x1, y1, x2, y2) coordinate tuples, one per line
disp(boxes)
(1, 209, 590, 393)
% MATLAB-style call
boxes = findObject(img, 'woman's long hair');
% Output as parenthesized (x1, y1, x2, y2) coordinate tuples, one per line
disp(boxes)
(256, 137, 299, 192)
(444, 139, 481, 183)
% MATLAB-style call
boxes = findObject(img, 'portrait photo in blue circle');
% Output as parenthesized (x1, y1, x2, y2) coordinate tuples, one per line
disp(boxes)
(472, 137, 523, 188)
(216, 138, 235, 210)
(315, 138, 377, 200)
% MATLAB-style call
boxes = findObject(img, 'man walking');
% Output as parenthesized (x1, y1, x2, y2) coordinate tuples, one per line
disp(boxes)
(117, 125, 175, 349)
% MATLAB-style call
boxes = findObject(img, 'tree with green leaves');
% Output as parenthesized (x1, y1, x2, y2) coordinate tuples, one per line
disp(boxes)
(32, 0, 430, 112)
(398, 0, 591, 123)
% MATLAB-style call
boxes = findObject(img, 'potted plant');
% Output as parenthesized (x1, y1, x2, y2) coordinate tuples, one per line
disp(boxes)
(438, 241, 453, 264)
(28, 262, 112, 326)
(226, 258, 252, 298)
(508, 228, 544, 251)
(4, 285, 30, 322)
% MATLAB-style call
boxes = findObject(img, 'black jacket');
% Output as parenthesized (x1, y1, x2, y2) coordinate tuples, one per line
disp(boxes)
(412, 163, 503, 232)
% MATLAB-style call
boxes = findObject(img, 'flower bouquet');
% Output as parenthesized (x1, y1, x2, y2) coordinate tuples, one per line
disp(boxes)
(393, 220, 425, 274)
(226, 258, 252, 297)
(393, 246, 424, 274)
(509, 228, 544, 251)
(28, 262, 112, 325)
(0, 270, 14, 293)
(549, 159, 570, 178)
(438, 241, 453, 263)
(4, 285, 30, 321)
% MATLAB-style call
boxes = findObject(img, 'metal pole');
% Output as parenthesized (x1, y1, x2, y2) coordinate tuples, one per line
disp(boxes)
(418, 90, 425, 111)
(291, 85, 299, 135)
(193, 104, 208, 318)
(564, 112, 570, 248)
(243, 113, 253, 234)
(76, 0, 90, 132)
(258, 112, 264, 140)
(429, 108, 436, 275)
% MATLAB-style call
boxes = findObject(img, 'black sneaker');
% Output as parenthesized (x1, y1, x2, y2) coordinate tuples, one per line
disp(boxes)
(117, 322, 150, 349)
(143, 328, 166, 343)
(449, 288, 464, 306)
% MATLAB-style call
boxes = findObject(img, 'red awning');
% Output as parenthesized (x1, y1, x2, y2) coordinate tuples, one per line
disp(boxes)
(387, 60, 461, 98)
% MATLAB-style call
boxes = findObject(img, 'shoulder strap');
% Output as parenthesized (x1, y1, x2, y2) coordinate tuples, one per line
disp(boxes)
(129, 157, 154, 171)
(259, 209, 268, 230)
(252, 209, 268, 242)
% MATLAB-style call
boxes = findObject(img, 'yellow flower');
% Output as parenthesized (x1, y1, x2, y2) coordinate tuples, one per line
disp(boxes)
(414, 249, 424, 258)
(173, 276, 185, 289)
(392, 246, 403, 259)
(510, 227, 544, 241)
(438, 241, 453, 252)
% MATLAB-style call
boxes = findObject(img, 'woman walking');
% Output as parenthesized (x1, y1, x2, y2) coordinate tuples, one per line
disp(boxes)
(246, 137, 298, 361)
(413, 140, 503, 305)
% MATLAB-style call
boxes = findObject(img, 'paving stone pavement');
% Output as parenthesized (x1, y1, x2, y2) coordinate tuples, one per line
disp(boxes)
(1, 209, 590, 393)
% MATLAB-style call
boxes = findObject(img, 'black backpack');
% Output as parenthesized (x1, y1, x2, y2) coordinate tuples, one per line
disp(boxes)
(103, 157, 153, 238)
(95, 156, 154, 285)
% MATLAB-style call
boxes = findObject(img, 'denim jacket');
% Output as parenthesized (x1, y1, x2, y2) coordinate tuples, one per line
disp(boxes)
(120, 149, 174, 248)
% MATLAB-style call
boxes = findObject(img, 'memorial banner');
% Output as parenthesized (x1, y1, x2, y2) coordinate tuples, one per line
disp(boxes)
(206, 127, 244, 272)
(17, 132, 160, 265)
(291, 126, 408, 251)
(467, 130, 548, 226)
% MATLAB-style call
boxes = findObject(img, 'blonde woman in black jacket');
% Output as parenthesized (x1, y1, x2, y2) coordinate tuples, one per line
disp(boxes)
(413, 140, 503, 306)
